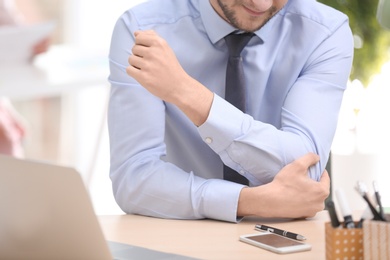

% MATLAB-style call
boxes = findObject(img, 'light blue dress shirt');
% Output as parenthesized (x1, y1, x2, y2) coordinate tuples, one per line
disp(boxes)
(108, 0, 353, 222)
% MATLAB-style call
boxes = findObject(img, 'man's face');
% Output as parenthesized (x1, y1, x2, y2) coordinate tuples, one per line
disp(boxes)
(210, 0, 288, 32)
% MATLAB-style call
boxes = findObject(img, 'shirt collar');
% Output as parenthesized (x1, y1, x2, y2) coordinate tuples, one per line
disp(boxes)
(199, 0, 236, 44)
(199, 0, 289, 44)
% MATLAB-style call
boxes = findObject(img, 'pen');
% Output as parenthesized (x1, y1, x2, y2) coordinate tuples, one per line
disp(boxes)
(373, 181, 386, 221)
(335, 189, 355, 228)
(325, 200, 341, 228)
(254, 224, 306, 241)
(355, 181, 385, 221)
(356, 206, 374, 228)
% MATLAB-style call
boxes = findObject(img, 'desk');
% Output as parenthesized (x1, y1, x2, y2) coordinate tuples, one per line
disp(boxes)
(99, 211, 330, 260)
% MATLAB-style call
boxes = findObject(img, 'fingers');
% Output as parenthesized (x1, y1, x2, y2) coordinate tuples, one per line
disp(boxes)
(132, 44, 149, 58)
(128, 53, 143, 70)
(126, 64, 140, 78)
(134, 30, 156, 37)
(319, 169, 331, 193)
(128, 30, 161, 72)
(288, 153, 319, 176)
(295, 153, 320, 167)
(133, 30, 160, 47)
(320, 169, 330, 184)
(127, 33, 152, 74)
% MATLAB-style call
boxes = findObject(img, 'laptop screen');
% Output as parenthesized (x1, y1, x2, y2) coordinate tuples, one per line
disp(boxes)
(0, 155, 112, 260)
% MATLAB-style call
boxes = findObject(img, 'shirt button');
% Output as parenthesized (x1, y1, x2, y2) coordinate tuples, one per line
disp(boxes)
(205, 137, 213, 144)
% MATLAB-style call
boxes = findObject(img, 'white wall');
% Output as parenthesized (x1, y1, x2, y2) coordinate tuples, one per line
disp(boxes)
(64, 0, 146, 50)
(331, 62, 390, 212)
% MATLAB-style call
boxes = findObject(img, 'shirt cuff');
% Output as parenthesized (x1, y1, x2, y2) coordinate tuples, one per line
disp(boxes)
(198, 94, 249, 154)
(202, 179, 245, 223)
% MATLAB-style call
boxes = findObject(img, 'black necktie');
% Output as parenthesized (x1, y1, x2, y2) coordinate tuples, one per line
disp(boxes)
(223, 33, 253, 185)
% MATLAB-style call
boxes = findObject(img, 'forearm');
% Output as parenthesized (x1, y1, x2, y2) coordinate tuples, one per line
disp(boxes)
(237, 185, 323, 219)
(200, 23, 352, 186)
(108, 83, 242, 222)
(237, 154, 330, 219)
(168, 74, 214, 127)
(127, 29, 214, 127)
(198, 95, 329, 185)
(237, 185, 321, 218)
(111, 160, 243, 222)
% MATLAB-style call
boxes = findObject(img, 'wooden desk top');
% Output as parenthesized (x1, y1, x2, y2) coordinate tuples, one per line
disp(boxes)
(99, 211, 330, 260)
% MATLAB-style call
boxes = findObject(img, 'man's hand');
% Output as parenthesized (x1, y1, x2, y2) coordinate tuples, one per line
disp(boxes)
(126, 30, 213, 126)
(237, 153, 330, 219)
(127, 30, 190, 103)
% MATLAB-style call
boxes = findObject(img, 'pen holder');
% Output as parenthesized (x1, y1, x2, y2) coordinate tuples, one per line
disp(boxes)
(325, 222, 364, 260)
(363, 215, 390, 260)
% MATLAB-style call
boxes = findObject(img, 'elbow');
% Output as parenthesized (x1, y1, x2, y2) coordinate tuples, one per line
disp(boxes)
(110, 167, 140, 215)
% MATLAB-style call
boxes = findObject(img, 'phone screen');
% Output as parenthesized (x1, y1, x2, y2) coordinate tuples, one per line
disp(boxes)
(245, 233, 304, 248)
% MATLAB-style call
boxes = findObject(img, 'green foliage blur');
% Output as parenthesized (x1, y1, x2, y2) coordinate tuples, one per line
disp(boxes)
(319, 0, 390, 86)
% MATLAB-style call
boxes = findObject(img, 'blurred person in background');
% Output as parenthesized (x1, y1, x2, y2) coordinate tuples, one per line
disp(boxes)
(0, 0, 50, 157)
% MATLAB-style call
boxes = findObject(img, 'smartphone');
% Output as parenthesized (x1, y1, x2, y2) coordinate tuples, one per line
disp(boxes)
(239, 232, 312, 254)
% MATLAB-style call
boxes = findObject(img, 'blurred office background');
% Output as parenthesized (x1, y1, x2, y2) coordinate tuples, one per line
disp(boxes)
(7, 0, 390, 215)
(9, 0, 147, 215)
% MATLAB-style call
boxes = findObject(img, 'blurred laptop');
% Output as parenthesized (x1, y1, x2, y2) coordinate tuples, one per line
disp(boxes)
(0, 155, 195, 260)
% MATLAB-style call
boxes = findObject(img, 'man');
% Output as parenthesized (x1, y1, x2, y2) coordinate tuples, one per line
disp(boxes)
(108, 0, 353, 222)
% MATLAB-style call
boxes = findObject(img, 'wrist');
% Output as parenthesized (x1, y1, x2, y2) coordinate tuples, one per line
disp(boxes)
(173, 76, 213, 126)
(237, 185, 275, 218)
